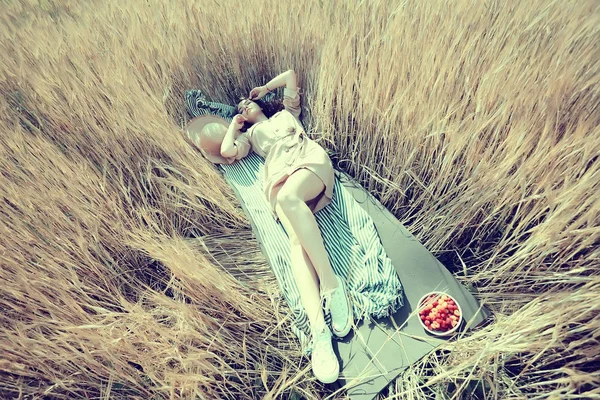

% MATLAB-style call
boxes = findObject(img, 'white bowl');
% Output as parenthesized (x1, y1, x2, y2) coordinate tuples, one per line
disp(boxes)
(417, 291, 463, 336)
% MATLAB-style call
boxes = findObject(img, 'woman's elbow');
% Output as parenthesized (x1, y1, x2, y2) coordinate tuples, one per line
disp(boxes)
(286, 70, 297, 87)
(221, 146, 236, 159)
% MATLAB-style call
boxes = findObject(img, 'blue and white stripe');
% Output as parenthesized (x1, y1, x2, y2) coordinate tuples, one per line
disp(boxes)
(186, 90, 404, 354)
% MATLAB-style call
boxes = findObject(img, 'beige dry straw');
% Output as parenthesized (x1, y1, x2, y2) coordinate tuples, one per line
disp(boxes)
(0, 0, 598, 398)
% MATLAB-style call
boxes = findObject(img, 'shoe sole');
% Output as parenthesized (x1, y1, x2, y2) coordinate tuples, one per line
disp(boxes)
(317, 374, 339, 384)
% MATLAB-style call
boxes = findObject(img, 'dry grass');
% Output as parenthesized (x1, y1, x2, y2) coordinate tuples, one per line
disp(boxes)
(1, 0, 598, 398)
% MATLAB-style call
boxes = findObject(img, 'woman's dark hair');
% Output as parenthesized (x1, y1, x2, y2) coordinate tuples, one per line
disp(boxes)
(237, 97, 284, 132)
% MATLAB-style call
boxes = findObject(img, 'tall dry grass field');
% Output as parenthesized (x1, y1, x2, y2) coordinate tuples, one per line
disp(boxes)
(1, 0, 598, 399)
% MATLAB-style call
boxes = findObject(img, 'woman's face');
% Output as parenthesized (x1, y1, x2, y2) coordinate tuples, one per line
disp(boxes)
(237, 99, 263, 123)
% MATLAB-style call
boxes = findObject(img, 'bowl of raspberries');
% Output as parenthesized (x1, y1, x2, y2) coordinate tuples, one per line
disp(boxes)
(417, 292, 463, 336)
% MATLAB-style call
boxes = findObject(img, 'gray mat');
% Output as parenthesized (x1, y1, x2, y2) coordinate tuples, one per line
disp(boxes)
(334, 172, 490, 399)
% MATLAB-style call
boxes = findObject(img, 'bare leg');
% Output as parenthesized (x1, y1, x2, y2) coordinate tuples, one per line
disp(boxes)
(276, 168, 338, 292)
(276, 204, 327, 333)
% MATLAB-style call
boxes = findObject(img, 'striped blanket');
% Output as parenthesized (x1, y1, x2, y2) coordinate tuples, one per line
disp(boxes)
(185, 90, 404, 353)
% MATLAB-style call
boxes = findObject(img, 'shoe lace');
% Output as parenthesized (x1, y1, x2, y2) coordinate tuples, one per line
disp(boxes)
(321, 293, 331, 315)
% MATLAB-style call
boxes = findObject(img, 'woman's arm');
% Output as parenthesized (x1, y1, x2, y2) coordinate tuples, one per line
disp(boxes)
(250, 70, 297, 99)
(265, 69, 297, 92)
(221, 115, 245, 158)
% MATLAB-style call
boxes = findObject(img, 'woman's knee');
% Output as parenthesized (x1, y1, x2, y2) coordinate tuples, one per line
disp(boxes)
(277, 190, 303, 213)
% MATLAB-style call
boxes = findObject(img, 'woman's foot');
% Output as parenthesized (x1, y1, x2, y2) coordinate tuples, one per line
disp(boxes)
(321, 275, 353, 337)
(311, 325, 339, 384)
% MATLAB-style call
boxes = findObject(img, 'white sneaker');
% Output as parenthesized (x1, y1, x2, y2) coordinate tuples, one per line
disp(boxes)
(311, 326, 339, 384)
(321, 275, 353, 338)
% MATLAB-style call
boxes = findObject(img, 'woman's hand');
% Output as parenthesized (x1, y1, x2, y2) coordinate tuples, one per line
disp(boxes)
(231, 114, 247, 130)
(249, 85, 269, 100)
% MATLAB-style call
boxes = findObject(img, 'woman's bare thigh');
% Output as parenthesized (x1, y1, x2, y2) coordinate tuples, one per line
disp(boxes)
(279, 168, 325, 203)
